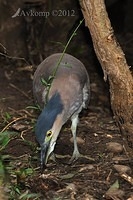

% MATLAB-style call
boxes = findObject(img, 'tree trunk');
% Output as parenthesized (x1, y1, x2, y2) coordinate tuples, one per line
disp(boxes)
(80, 0, 133, 154)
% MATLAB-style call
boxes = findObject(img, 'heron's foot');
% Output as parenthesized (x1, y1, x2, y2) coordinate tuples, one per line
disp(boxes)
(69, 151, 95, 164)
(49, 153, 94, 164)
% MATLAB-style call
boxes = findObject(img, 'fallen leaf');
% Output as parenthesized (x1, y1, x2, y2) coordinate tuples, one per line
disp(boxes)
(59, 173, 75, 180)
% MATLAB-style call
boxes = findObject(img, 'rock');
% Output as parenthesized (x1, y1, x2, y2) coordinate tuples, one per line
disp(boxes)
(127, 194, 133, 200)
(105, 188, 125, 199)
(70, 136, 85, 144)
(106, 142, 123, 153)
(114, 164, 132, 174)
(104, 180, 125, 200)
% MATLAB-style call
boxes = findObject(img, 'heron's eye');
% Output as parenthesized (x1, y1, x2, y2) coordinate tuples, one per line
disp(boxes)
(45, 130, 52, 143)
(46, 130, 52, 137)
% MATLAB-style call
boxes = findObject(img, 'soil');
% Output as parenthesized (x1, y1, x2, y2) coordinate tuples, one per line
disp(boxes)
(1, 44, 133, 200)
(0, 2, 133, 200)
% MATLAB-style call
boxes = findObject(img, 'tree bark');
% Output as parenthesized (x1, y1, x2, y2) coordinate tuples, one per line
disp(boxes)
(80, 0, 133, 153)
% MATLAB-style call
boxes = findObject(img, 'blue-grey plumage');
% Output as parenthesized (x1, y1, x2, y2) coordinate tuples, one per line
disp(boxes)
(35, 92, 64, 168)
(33, 53, 90, 168)
(35, 92, 63, 145)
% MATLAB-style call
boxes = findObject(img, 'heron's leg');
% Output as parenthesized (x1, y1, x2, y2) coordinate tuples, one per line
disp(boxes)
(69, 115, 80, 162)
(47, 115, 79, 164)
(69, 115, 94, 163)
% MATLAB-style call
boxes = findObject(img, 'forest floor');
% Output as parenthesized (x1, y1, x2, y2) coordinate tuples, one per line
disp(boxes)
(1, 0, 133, 192)
(0, 35, 133, 200)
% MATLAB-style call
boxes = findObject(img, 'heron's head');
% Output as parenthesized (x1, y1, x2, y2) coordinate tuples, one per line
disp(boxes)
(35, 92, 63, 170)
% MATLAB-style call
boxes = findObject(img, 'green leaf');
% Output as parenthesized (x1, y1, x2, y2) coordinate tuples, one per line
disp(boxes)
(26, 105, 40, 110)
(48, 75, 54, 82)
(0, 136, 9, 149)
(0, 159, 5, 179)
(25, 168, 34, 175)
(41, 78, 48, 86)
(59, 173, 75, 180)
(19, 191, 41, 199)
(0, 131, 16, 151)
(110, 180, 119, 189)
(14, 187, 21, 195)
(64, 62, 72, 68)
(5, 112, 11, 120)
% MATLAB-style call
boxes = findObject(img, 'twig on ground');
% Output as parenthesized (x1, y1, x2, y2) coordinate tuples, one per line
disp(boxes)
(0, 51, 29, 65)
(1, 116, 26, 133)
(120, 173, 133, 185)
(20, 127, 33, 140)
(9, 83, 31, 99)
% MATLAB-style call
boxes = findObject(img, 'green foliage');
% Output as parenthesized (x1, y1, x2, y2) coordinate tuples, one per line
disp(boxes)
(0, 19, 85, 199)
(19, 191, 41, 200)
(2, 112, 12, 124)
(0, 130, 40, 199)
(0, 131, 16, 183)
(9, 186, 41, 200)
(26, 105, 41, 111)
(41, 75, 55, 87)
(0, 131, 15, 151)
(5, 112, 12, 121)
(41, 19, 84, 104)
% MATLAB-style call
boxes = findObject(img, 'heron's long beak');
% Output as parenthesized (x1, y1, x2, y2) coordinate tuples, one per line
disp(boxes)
(41, 139, 56, 170)
(40, 142, 49, 170)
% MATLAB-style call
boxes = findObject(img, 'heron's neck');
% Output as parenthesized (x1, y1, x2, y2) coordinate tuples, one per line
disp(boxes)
(45, 92, 63, 113)
(42, 92, 64, 126)
(51, 113, 64, 142)
(35, 92, 63, 144)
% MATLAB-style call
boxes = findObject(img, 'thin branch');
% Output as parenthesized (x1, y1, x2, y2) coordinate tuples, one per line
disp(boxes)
(44, 19, 84, 103)
(1, 116, 26, 133)
(0, 52, 30, 65)
(9, 83, 31, 100)
(0, 43, 7, 53)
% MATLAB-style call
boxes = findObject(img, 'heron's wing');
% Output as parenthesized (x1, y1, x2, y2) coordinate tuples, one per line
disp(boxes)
(33, 53, 90, 111)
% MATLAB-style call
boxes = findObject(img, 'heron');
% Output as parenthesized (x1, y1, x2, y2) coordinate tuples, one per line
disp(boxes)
(33, 53, 90, 169)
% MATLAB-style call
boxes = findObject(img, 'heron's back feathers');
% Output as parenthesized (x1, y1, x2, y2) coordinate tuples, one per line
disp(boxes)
(33, 53, 90, 121)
